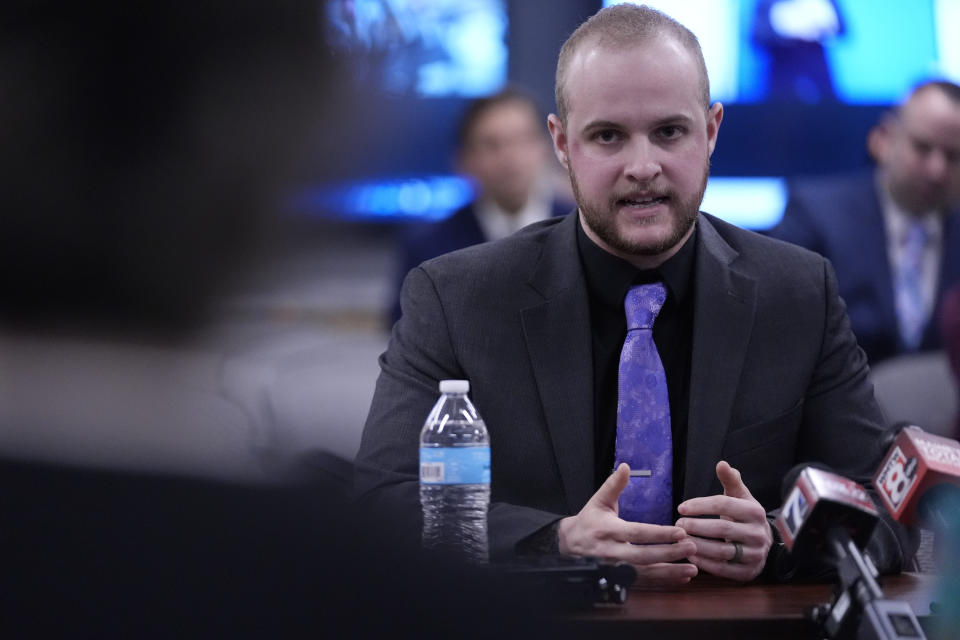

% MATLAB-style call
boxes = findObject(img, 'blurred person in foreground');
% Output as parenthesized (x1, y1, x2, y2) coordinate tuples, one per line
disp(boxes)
(769, 80, 960, 366)
(389, 88, 570, 325)
(0, 2, 552, 636)
(0, 0, 323, 486)
(357, 3, 916, 587)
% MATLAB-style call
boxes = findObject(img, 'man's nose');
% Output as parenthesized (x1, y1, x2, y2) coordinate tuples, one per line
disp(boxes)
(623, 138, 662, 183)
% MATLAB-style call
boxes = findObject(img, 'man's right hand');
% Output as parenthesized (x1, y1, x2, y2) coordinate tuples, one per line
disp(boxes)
(557, 463, 698, 586)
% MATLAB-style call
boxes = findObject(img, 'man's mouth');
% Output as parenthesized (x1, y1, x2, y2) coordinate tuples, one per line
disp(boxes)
(616, 194, 668, 208)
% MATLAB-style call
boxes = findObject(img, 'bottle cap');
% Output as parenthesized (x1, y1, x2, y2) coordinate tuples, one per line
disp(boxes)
(439, 379, 469, 394)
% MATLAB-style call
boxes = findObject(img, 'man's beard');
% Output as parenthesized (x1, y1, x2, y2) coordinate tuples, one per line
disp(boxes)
(570, 161, 708, 257)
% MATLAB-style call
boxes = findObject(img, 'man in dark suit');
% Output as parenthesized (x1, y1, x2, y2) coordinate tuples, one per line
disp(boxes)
(769, 81, 960, 365)
(390, 88, 570, 324)
(357, 4, 915, 586)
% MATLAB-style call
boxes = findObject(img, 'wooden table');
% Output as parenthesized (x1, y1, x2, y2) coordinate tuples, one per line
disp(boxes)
(567, 572, 942, 639)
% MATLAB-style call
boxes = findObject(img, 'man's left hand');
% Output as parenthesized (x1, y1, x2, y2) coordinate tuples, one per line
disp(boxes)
(675, 460, 773, 581)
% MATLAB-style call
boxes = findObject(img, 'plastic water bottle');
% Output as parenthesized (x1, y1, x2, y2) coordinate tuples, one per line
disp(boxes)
(419, 379, 490, 563)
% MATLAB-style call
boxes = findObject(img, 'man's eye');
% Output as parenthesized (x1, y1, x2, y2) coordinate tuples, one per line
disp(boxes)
(659, 126, 684, 140)
(593, 130, 621, 144)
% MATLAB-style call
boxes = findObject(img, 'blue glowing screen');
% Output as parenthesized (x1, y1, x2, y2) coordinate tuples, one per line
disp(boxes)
(325, 0, 507, 98)
(606, 0, 960, 105)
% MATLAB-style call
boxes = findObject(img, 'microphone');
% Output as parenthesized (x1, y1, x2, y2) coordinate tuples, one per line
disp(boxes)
(776, 464, 880, 559)
(775, 465, 926, 640)
(873, 424, 960, 533)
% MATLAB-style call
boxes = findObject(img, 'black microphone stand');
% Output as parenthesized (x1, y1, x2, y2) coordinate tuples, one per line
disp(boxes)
(810, 529, 925, 640)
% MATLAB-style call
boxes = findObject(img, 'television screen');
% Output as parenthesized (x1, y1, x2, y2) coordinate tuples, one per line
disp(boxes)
(325, 0, 507, 98)
(297, 0, 510, 224)
(606, 0, 960, 104)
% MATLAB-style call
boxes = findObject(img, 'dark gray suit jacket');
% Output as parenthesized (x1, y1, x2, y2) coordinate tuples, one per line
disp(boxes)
(389, 200, 571, 325)
(356, 212, 914, 572)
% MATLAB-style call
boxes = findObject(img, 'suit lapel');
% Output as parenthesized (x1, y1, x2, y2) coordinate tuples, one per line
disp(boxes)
(684, 216, 758, 499)
(860, 182, 899, 334)
(521, 214, 596, 513)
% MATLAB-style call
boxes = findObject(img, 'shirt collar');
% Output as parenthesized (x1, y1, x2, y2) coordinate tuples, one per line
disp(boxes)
(474, 179, 553, 241)
(576, 215, 697, 312)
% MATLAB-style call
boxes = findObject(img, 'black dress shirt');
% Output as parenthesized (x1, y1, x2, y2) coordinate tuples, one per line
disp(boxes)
(576, 217, 696, 515)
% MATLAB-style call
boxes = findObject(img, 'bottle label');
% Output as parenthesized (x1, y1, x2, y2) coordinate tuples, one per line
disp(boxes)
(419, 447, 490, 484)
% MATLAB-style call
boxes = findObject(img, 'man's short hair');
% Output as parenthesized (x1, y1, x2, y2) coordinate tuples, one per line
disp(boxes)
(885, 79, 960, 124)
(909, 79, 960, 105)
(554, 3, 710, 125)
(456, 87, 544, 150)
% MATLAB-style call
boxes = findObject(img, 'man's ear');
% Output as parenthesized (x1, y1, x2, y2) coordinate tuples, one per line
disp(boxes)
(547, 114, 569, 169)
(867, 112, 896, 163)
(706, 102, 724, 157)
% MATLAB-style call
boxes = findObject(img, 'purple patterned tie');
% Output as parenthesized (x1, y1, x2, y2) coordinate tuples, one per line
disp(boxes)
(616, 282, 672, 524)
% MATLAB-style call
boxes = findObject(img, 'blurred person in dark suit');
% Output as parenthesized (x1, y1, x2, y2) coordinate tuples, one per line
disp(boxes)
(0, 2, 559, 636)
(389, 88, 571, 325)
(769, 81, 960, 365)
